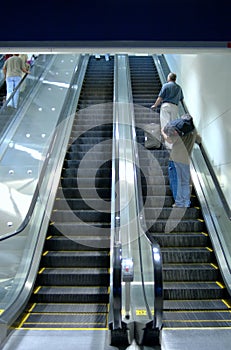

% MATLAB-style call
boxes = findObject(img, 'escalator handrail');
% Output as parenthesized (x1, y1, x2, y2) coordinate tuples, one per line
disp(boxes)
(126, 55, 163, 330)
(131, 109, 164, 331)
(109, 56, 122, 330)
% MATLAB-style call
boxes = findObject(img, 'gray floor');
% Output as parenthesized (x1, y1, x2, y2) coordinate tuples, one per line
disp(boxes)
(1, 328, 231, 350)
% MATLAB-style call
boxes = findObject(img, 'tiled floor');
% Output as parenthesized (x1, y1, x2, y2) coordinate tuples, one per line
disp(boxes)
(1, 328, 231, 350)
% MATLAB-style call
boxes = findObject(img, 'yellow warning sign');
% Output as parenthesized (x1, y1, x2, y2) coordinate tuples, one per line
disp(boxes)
(136, 310, 147, 316)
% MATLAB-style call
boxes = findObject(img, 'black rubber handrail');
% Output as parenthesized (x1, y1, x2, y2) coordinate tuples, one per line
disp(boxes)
(134, 150, 163, 331)
(126, 55, 164, 332)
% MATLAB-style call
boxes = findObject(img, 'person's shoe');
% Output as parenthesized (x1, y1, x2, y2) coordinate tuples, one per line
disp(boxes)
(172, 203, 187, 208)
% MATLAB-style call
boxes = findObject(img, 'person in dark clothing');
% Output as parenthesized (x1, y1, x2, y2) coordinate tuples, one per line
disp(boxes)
(161, 114, 201, 208)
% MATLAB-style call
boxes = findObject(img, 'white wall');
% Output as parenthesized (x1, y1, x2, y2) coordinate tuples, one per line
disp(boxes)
(165, 53, 231, 207)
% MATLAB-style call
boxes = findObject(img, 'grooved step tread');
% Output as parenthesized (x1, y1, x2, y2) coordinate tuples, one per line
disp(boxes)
(163, 299, 230, 310)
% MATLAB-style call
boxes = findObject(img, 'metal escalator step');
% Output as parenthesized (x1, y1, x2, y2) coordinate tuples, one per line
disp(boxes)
(163, 281, 225, 300)
(60, 174, 111, 189)
(61, 177, 111, 188)
(65, 143, 109, 152)
(147, 219, 205, 232)
(164, 299, 230, 310)
(144, 207, 201, 220)
(48, 222, 110, 236)
(56, 187, 111, 199)
(31, 303, 108, 313)
(65, 151, 112, 161)
(44, 236, 110, 251)
(152, 232, 209, 247)
(51, 210, 111, 223)
(33, 286, 109, 303)
(41, 251, 109, 267)
(163, 310, 231, 328)
(67, 135, 112, 144)
(163, 263, 218, 281)
(161, 247, 214, 263)
(53, 199, 112, 211)
(62, 168, 112, 178)
(143, 195, 173, 206)
(74, 167, 111, 177)
(37, 267, 109, 286)
(63, 159, 111, 172)
(21, 312, 107, 329)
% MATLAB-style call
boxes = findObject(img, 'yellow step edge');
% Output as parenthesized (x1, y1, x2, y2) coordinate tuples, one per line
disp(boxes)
(164, 326, 231, 330)
(206, 247, 213, 252)
(26, 312, 108, 316)
(16, 327, 108, 331)
(33, 286, 42, 294)
(17, 312, 31, 329)
(28, 303, 37, 313)
(165, 310, 231, 314)
(23, 322, 106, 326)
(222, 299, 231, 308)
(38, 268, 45, 274)
(201, 232, 209, 236)
(210, 263, 218, 269)
(216, 281, 225, 288)
(165, 319, 231, 323)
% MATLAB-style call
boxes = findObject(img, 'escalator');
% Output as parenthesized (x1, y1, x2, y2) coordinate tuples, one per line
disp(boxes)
(17, 56, 114, 329)
(129, 55, 231, 330)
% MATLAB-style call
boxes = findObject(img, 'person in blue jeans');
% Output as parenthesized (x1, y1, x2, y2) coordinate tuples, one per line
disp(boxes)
(161, 114, 201, 208)
(2, 54, 30, 108)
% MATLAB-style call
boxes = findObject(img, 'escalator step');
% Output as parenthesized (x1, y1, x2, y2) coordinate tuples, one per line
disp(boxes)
(161, 247, 214, 263)
(44, 236, 110, 251)
(51, 210, 111, 223)
(37, 267, 109, 286)
(147, 219, 205, 232)
(164, 281, 225, 300)
(53, 199, 112, 211)
(21, 313, 107, 329)
(144, 207, 201, 219)
(163, 263, 219, 281)
(152, 232, 209, 247)
(41, 251, 109, 267)
(48, 222, 110, 236)
(163, 310, 231, 328)
(33, 286, 109, 303)
(164, 299, 230, 310)
(31, 303, 108, 313)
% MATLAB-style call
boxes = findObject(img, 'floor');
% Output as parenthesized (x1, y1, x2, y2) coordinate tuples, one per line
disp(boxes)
(1, 328, 231, 350)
